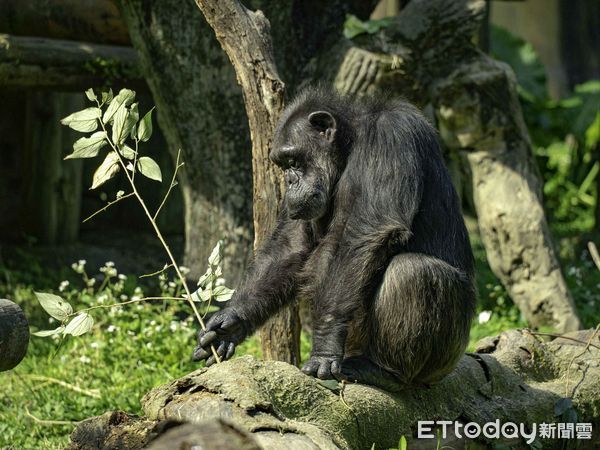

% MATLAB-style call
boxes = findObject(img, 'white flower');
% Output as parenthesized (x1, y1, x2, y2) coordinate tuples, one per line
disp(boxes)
(118, 274, 127, 281)
(48, 317, 55, 324)
(59, 280, 70, 292)
(179, 266, 190, 275)
(146, 342, 153, 349)
(149, 320, 156, 326)
(79, 355, 91, 364)
(107, 325, 118, 333)
(478, 310, 492, 324)
(105, 261, 115, 268)
(90, 342, 99, 349)
(78, 259, 87, 266)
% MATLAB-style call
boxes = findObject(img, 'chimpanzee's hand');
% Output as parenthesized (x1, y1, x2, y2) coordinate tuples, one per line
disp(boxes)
(301, 354, 344, 380)
(192, 308, 247, 366)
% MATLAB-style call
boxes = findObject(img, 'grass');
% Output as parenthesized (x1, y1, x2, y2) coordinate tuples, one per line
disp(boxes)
(0, 224, 598, 449)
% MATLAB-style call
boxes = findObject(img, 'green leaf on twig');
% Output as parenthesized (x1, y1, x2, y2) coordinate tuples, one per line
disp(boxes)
(65, 132, 107, 159)
(137, 156, 162, 182)
(60, 107, 101, 132)
(65, 313, 94, 336)
(91, 152, 120, 189)
(34, 292, 73, 321)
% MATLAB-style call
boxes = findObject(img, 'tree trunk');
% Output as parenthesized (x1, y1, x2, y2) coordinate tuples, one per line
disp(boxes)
(433, 58, 581, 332)
(118, 0, 255, 286)
(68, 329, 600, 449)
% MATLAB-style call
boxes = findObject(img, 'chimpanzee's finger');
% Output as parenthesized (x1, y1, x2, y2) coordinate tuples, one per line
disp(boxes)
(317, 360, 332, 379)
(330, 360, 342, 378)
(192, 345, 209, 361)
(225, 342, 236, 360)
(216, 341, 227, 357)
(198, 330, 217, 347)
(301, 359, 319, 376)
(221, 314, 239, 331)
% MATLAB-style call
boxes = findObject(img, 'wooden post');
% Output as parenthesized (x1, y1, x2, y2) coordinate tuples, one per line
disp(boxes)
(20, 92, 84, 244)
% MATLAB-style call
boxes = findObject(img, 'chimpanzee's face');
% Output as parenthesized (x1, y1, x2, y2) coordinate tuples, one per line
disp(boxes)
(270, 110, 340, 220)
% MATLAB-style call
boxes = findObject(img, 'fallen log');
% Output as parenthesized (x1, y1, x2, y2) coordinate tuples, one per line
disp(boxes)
(0, 34, 143, 90)
(0, 0, 129, 45)
(0, 298, 29, 372)
(68, 329, 600, 449)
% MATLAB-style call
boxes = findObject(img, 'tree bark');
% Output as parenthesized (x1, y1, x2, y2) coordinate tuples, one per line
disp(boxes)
(0, 34, 142, 90)
(68, 329, 600, 449)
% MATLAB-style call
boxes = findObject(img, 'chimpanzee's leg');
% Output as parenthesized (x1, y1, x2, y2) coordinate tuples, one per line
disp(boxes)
(340, 253, 475, 390)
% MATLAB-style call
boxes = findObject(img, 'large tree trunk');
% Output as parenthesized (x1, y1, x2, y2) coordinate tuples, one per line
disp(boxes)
(68, 329, 600, 449)
(118, 0, 255, 286)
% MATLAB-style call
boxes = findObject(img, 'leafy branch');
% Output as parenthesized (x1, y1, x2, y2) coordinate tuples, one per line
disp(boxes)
(33, 88, 234, 364)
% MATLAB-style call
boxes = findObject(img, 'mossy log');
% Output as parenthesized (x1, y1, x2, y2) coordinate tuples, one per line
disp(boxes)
(68, 330, 599, 449)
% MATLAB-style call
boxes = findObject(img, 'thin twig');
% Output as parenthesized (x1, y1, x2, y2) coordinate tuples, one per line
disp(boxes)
(529, 331, 600, 350)
(154, 149, 184, 220)
(139, 263, 174, 278)
(339, 380, 352, 410)
(73, 296, 185, 314)
(565, 324, 600, 397)
(82, 192, 135, 223)
(25, 407, 80, 426)
(98, 120, 221, 363)
(587, 242, 600, 271)
(23, 375, 101, 398)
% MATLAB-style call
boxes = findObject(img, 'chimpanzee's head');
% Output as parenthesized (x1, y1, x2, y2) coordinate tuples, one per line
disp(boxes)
(270, 105, 349, 221)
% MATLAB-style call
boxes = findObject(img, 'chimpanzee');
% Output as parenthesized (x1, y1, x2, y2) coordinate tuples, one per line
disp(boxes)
(193, 87, 476, 390)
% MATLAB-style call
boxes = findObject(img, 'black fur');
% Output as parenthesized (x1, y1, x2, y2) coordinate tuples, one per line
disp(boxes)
(193, 87, 476, 389)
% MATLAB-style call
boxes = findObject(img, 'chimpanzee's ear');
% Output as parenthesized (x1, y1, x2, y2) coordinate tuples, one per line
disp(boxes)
(308, 111, 337, 142)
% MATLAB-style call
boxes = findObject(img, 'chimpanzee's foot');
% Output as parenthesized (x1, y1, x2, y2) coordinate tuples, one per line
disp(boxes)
(340, 356, 404, 392)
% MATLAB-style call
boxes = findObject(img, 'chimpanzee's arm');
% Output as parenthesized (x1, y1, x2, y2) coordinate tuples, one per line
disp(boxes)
(302, 141, 425, 379)
(193, 215, 312, 365)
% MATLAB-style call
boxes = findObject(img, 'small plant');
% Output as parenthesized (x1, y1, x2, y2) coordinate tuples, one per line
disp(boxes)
(32, 88, 232, 363)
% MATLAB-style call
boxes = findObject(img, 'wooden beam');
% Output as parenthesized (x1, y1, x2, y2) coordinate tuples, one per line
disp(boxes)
(0, 0, 129, 45)
(0, 34, 143, 90)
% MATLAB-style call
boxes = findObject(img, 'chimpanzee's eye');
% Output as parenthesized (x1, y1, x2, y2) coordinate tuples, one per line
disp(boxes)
(289, 158, 298, 169)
